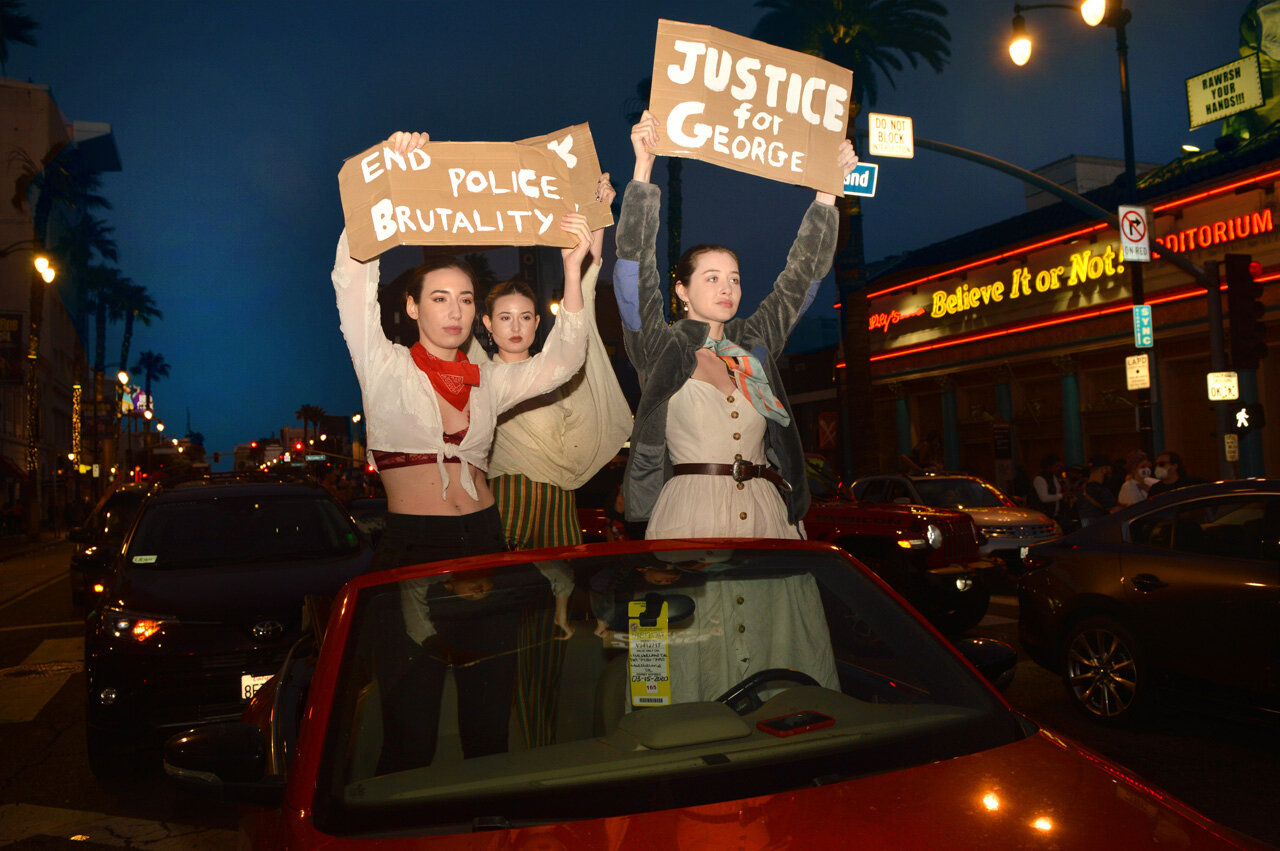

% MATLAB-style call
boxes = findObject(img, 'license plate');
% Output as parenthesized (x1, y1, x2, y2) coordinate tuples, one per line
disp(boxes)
(241, 673, 272, 702)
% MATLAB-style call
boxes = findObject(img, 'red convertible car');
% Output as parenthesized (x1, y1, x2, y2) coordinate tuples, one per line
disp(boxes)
(164, 539, 1266, 849)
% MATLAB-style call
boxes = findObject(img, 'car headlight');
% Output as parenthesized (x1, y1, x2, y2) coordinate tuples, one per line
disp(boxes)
(103, 606, 176, 643)
(925, 524, 943, 549)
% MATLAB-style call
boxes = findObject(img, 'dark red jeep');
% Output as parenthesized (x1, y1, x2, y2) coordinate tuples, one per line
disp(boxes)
(801, 454, 1000, 634)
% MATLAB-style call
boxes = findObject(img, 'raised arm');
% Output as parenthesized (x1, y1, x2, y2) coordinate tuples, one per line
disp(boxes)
(741, 139, 857, 353)
(333, 228, 394, 388)
(614, 111, 672, 373)
(487, 215, 593, 413)
(334, 131, 434, 384)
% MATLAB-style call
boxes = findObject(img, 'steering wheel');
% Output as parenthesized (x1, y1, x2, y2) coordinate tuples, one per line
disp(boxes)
(715, 668, 820, 716)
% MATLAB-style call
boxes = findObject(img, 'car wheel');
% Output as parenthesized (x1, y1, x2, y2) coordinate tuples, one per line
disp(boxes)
(932, 588, 990, 635)
(1062, 616, 1149, 725)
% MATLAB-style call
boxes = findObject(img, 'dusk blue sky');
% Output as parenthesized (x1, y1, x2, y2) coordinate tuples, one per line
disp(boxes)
(11, 1, 1249, 461)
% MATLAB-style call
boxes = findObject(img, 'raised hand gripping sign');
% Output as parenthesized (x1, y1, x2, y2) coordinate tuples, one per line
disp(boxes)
(518, 123, 614, 233)
(647, 19, 853, 195)
(338, 124, 611, 262)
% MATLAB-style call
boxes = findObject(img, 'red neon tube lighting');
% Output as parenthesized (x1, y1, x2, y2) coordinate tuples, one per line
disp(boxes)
(868, 166, 1280, 300)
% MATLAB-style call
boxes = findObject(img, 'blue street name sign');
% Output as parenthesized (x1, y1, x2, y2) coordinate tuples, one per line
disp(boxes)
(1132, 304, 1153, 348)
(843, 162, 879, 197)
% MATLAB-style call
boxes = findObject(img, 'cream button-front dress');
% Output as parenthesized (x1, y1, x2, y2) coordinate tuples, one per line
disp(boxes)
(644, 379, 800, 540)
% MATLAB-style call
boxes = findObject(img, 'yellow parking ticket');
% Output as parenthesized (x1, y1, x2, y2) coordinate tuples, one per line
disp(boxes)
(628, 599, 671, 707)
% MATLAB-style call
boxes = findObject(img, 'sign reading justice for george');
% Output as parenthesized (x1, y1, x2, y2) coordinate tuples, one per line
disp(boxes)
(338, 124, 613, 262)
(647, 19, 852, 195)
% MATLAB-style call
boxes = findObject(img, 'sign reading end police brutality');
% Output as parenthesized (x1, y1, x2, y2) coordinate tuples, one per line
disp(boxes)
(647, 19, 852, 195)
(338, 124, 612, 262)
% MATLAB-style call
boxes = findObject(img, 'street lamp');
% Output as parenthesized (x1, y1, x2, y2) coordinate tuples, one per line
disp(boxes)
(16, 250, 56, 536)
(1008, 0, 1152, 458)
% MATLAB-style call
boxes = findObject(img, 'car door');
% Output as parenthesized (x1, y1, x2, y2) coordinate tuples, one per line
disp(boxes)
(1123, 494, 1280, 702)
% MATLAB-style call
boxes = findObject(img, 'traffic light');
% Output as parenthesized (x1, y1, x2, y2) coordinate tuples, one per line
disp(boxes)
(294, 441, 304, 452)
(1230, 402, 1266, 436)
(1225, 253, 1267, 369)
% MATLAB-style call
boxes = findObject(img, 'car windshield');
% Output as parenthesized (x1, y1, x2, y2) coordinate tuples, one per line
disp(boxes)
(314, 545, 1024, 835)
(914, 478, 1007, 510)
(126, 494, 360, 568)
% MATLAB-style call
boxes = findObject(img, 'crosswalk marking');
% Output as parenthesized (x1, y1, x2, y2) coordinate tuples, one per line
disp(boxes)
(0, 803, 237, 849)
(0, 637, 84, 724)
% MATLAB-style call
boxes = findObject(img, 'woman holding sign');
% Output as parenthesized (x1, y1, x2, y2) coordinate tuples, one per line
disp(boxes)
(475, 176, 631, 748)
(333, 130, 593, 771)
(609, 112, 853, 706)
(615, 110, 856, 541)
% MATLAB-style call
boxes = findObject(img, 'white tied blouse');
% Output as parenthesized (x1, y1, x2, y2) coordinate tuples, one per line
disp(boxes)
(483, 262, 633, 491)
(332, 230, 588, 500)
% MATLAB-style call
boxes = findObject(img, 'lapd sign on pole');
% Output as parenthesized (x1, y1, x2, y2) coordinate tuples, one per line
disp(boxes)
(338, 124, 613, 262)
(647, 19, 852, 195)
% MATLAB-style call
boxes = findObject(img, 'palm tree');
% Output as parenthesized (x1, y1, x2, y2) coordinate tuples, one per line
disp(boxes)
(10, 143, 111, 249)
(751, 0, 951, 479)
(626, 77, 683, 319)
(117, 283, 162, 382)
(51, 214, 117, 345)
(462, 251, 497, 293)
(0, 0, 38, 76)
(84, 265, 132, 375)
(132, 350, 170, 411)
(295, 404, 326, 447)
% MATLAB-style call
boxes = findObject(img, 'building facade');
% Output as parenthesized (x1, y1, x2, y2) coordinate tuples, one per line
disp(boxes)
(786, 135, 1279, 492)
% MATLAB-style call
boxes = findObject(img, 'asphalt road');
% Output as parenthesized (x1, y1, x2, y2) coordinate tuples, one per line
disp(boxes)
(0, 543, 1275, 848)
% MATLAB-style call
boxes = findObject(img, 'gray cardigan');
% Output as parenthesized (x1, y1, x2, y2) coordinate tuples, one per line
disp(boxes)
(612, 179, 840, 526)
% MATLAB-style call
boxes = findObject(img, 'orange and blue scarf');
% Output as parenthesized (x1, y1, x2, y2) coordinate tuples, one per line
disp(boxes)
(702, 337, 790, 426)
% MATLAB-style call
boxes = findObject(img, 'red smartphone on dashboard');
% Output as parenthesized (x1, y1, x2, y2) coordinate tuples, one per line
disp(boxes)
(756, 711, 835, 737)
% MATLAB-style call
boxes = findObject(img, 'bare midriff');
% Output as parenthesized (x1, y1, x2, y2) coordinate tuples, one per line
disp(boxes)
(378, 398, 493, 516)
(379, 463, 495, 516)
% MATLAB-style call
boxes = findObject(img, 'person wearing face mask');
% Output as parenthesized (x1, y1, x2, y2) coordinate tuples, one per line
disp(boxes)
(1147, 450, 1205, 497)
(615, 110, 857, 539)
(1077, 454, 1120, 527)
(1117, 450, 1157, 506)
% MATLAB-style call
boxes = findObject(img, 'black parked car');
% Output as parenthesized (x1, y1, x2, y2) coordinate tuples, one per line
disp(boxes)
(70, 482, 152, 609)
(84, 474, 373, 776)
(1018, 479, 1279, 726)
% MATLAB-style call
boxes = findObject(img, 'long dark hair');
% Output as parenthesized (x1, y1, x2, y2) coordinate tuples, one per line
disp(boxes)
(483, 277, 537, 318)
(404, 256, 476, 303)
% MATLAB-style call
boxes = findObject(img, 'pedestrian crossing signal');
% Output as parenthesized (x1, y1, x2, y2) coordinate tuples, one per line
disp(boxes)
(1230, 403, 1266, 436)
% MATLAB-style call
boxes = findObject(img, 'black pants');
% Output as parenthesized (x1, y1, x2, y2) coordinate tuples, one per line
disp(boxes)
(369, 507, 513, 774)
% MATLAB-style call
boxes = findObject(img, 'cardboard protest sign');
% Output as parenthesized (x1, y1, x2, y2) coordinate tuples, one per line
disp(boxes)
(648, 19, 852, 195)
(518, 123, 614, 232)
(339, 140, 578, 262)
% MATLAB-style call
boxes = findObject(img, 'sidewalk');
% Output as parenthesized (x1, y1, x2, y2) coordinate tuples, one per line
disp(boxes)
(0, 531, 67, 563)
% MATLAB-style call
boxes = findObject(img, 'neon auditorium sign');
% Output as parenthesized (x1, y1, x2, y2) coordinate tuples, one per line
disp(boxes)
(868, 208, 1274, 331)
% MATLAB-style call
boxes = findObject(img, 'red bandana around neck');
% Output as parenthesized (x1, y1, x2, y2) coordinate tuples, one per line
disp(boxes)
(410, 343, 481, 411)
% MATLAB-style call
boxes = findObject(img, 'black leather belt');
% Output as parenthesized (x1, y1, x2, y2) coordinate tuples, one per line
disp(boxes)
(672, 459, 793, 493)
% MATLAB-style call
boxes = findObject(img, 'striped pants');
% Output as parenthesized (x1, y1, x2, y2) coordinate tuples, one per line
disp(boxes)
(490, 473, 583, 549)
(490, 474, 580, 748)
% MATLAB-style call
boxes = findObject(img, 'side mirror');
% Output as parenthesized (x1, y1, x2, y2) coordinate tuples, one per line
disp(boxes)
(164, 722, 284, 807)
(957, 637, 1017, 691)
